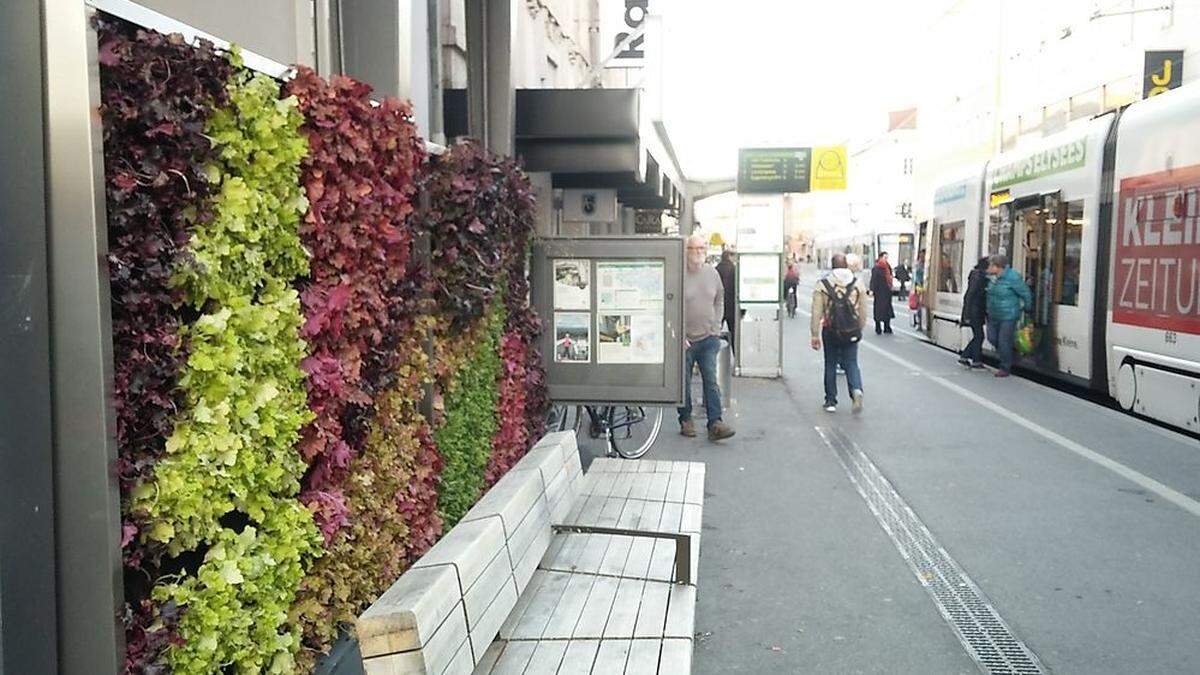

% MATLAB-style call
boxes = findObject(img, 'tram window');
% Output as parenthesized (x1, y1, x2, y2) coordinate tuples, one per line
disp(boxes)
(1060, 201, 1083, 306)
(938, 220, 964, 293)
(989, 204, 1014, 257)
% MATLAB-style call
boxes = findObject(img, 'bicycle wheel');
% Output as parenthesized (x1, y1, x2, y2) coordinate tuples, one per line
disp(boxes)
(607, 406, 664, 460)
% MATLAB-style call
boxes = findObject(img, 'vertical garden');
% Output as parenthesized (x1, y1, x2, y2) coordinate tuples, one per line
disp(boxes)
(98, 17, 547, 674)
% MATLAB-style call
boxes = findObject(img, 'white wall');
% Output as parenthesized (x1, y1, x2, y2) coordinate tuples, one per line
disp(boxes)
(913, 0, 1200, 217)
(136, 0, 314, 67)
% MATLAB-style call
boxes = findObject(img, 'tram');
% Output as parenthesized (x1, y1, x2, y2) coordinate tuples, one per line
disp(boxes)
(815, 227, 917, 294)
(923, 83, 1200, 434)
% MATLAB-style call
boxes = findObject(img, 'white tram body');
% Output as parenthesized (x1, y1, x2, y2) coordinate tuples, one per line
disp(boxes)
(815, 227, 917, 293)
(1107, 83, 1200, 432)
(928, 167, 987, 353)
(924, 83, 1200, 434)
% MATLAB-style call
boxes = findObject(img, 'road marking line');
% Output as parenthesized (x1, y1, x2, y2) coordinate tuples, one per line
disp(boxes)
(856, 338, 1200, 520)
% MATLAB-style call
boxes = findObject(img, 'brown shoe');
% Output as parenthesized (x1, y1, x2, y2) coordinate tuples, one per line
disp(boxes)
(680, 420, 697, 437)
(707, 421, 735, 441)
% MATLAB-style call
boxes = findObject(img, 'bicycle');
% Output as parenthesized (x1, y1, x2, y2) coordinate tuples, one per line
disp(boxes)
(545, 402, 663, 459)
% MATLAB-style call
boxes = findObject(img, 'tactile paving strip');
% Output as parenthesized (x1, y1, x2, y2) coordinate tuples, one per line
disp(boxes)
(818, 426, 1046, 675)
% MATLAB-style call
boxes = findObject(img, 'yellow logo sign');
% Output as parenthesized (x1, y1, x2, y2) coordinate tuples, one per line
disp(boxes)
(811, 145, 847, 191)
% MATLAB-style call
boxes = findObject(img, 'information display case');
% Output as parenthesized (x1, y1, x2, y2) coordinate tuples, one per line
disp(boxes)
(531, 237, 685, 405)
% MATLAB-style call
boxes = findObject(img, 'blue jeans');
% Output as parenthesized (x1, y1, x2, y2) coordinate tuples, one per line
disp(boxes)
(822, 336, 863, 406)
(961, 324, 985, 363)
(986, 318, 1016, 372)
(678, 335, 722, 428)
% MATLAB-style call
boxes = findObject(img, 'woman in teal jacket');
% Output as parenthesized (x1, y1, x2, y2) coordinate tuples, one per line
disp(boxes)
(984, 254, 1032, 377)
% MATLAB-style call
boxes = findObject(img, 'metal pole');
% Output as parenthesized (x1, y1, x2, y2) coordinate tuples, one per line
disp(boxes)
(42, 3, 125, 673)
(465, 0, 488, 146)
(427, 0, 445, 145)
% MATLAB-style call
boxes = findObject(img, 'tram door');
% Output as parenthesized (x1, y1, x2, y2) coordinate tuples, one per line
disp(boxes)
(996, 192, 1065, 369)
(915, 220, 931, 335)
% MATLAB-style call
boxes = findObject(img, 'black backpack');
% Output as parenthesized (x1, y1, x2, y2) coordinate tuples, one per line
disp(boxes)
(821, 278, 862, 344)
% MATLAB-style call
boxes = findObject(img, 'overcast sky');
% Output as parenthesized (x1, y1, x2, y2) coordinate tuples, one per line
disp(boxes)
(655, 1, 958, 182)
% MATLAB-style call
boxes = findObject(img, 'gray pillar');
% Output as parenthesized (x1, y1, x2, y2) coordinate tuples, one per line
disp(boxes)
(2, 0, 58, 672)
(339, 1, 401, 99)
(528, 172, 555, 237)
(43, 3, 125, 673)
(465, 0, 514, 155)
(680, 194, 696, 236)
(427, 0, 445, 145)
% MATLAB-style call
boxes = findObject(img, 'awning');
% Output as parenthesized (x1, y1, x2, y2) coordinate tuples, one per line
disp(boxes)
(444, 88, 678, 211)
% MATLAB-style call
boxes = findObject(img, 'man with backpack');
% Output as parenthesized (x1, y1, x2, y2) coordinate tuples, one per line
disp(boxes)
(811, 253, 868, 413)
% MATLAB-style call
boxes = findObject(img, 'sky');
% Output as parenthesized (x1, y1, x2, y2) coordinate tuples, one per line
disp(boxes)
(653, 1, 959, 182)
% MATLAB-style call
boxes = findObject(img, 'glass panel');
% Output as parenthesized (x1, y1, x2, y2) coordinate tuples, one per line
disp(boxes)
(988, 203, 1014, 257)
(897, 233, 914, 268)
(1015, 201, 1060, 326)
(1060, 201, 1084, 306)
(938, 220, 965, 293)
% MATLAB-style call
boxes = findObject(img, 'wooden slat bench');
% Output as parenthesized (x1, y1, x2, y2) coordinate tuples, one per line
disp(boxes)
(356, 432, 705, 675)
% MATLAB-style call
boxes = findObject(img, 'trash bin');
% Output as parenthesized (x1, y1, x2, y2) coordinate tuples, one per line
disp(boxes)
(716, 335, 733, 410)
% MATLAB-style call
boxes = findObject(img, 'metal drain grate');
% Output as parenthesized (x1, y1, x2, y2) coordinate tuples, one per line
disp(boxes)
(817, 426, 1046, 675)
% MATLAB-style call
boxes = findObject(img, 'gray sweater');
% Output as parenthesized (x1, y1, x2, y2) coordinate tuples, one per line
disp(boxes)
(684, 265, 725, 341)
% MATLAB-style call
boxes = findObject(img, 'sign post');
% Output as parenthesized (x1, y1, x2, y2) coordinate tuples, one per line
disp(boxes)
(735, 195, 785, 378)
(734, 145, 848, 378)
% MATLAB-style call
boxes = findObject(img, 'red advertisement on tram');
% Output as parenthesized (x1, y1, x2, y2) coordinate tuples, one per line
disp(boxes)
(1111, 164, 1200, 335)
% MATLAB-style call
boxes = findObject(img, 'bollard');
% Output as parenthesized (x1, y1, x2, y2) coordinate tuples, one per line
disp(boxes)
(716, 335, 733, 410)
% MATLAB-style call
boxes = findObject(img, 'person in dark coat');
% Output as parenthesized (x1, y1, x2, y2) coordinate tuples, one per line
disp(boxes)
(869, 252, 895, 334)
(958, 256, 990, 368)
(715, 249, 738, 352)
(894, 263, 911, 297)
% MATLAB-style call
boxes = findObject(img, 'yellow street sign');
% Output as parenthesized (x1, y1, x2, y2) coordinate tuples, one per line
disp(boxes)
(811, 145, 847, 191)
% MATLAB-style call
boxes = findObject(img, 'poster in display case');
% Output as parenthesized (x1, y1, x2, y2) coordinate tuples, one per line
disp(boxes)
(738, 254, 781, 304)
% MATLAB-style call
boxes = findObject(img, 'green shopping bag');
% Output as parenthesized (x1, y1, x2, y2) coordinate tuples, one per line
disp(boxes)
(1014, 316, 1039, 355)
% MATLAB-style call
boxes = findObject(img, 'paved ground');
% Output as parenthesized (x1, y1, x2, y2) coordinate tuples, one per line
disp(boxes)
(575, 275, 1200, 674)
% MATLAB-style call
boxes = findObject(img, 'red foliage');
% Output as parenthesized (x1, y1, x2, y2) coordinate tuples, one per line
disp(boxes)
(485, 331, 532, 486)
(422, 142, 537, 328)
(285, 67, 426, 540)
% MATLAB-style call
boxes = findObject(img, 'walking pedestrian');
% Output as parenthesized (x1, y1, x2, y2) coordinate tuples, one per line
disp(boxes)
(811, 253, 868, 414)
(715, 249, 738, 352)
(958, 256, 989, 368)
(984, 254, 1032, 378)
(912, 250, 927, 330)
(783, 262, 800, 318)
(680, 235, 736, 441)
(869, 252, 895, 334)
(895, 262, 911, 298)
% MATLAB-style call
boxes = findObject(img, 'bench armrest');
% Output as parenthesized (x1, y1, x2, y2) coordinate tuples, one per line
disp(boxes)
(550, 524, 693, 585)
